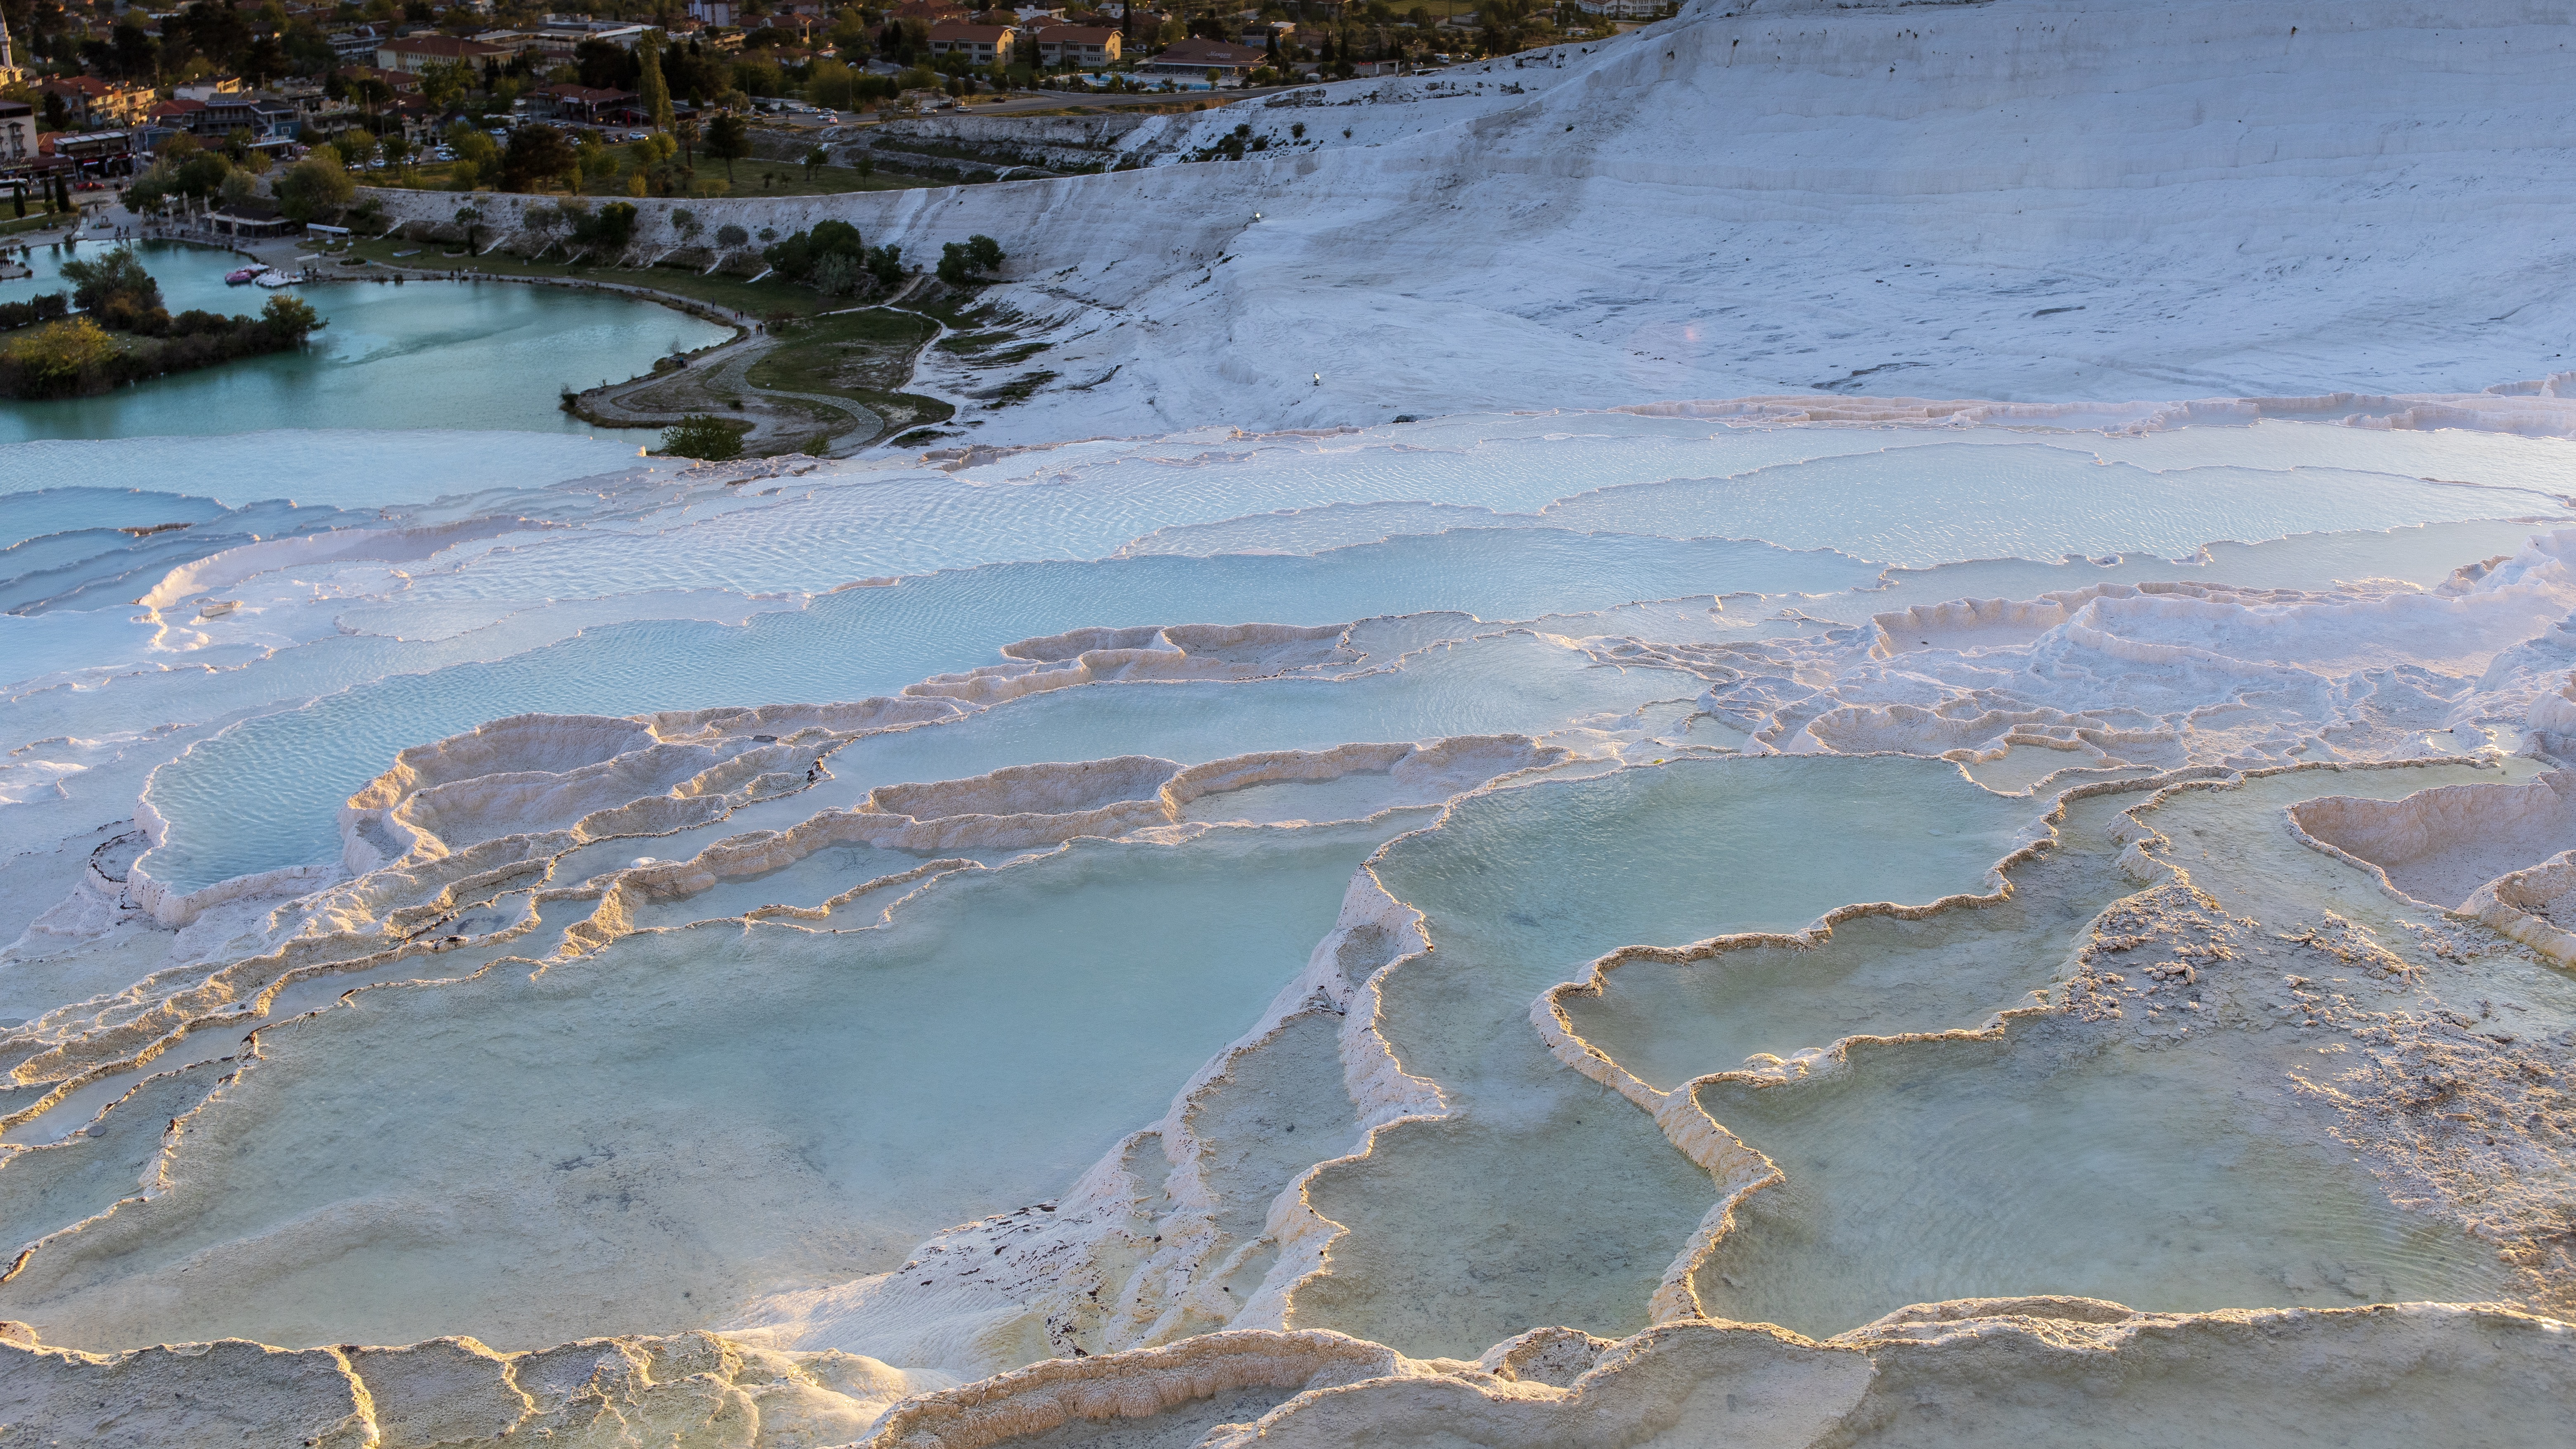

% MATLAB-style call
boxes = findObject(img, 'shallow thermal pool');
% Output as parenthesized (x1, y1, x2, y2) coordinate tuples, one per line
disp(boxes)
(3, 409, 2576, 1429)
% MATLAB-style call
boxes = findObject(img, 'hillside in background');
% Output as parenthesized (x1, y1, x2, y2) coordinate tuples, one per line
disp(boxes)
(785, 0, 2576, 439)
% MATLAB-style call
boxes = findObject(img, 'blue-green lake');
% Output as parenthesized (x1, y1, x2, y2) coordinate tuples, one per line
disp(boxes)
(0, 239, 732, 443)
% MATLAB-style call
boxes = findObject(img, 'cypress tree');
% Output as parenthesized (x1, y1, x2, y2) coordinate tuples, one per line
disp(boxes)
(639, 33, 675, 132)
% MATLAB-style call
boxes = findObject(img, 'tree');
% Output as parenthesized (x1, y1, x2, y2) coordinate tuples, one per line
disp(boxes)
(670, 207, 701, 245)
(349, 74, 393, 123)
(867, 243, 902, 291)
(243, 29, 287, 86)
(500, 124, 580, 192)
(446, 123, 502, 178)
(762, 220, 862, 282)
(60, 249, 162, 318)
(660, 415, 744, 460)
(706, 113, 749, 181)
(807, 59, 855, 111)
(715, 223, 748, 248)
(277, 150, 356, 222)
(260, 294, 320, 344)
(40, 92, 71, 134)
(455, 204, 485, 250)
(638, 32, 675, 131)
(109, 18, 159, 79)
(804, 144, 828, 181)
(570, 201, 638, 251)
(2, 318, 119, 393)
(419, 58, 475, 111)
(675, 116, 700, 169)
(811, 252, 860, 297)
(936, 233, 1006, 285)
(575, 37, 640, 90)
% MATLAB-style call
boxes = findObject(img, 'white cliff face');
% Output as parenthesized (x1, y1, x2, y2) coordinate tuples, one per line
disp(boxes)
(378, 0, 2576, 441)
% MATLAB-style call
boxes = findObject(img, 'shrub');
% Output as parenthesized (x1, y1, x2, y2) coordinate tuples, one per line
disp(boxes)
(500, 124, 580, 192)
(762, 219, 866, 284)
(0, 292, 70, 332)
(716, 223, 748, 247)
(810, 252, 860, 297)
(935, 234, 1005, 286)
(571, 201, 639, 250)
(1, 317, 119, 392)
(867, 243, 902, 291)
(660, 414, 746, 460)
(277, 150, 356, 223)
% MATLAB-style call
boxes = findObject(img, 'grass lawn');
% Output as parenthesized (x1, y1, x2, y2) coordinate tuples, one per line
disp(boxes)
(1, 211, 75, 238)
(744, 306, 954, 445)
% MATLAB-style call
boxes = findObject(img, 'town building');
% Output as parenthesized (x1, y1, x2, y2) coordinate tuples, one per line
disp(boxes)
(376, 34, 516, 72)
(1031, 24, 1120, 67)
(0, 100, 32, 167)
(52, 130, 141, 178)
(33, 76, 157, 130)
(205, 199, 299, 239)
(927, 21, 1019, 66)
(528, 83, 643, 125)
(1141, 36, 1263, 77)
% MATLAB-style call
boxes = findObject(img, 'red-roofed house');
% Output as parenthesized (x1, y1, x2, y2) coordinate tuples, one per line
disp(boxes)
(1142, 36, 1262, 76)
(529, 83, 643, 124)
(34, 76, 156, 129)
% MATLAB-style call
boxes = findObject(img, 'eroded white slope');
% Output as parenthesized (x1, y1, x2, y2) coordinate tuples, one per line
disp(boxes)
(765, 0, 2576, 440)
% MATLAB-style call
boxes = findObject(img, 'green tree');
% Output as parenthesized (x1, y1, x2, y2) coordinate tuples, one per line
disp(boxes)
(804, 144, 828, 181)
(419, 58, 475, 110)
(570, 201, 638, 251)
(277, 149, 356, 222)
(807, 58, 855, 111)
(500, 125, 580, 192)
(638, 32, 676, 131)
(936, 233, 1006, 285)
(706, 113, 749, 181)
(660, 415, 744, 460)
(2, 317, 119, 393)
(260, 294, 320, 343)
(454, 204, 485, 250)
(59, 249, 162, 317)
(810, 252, 859, 296)
(446, 122, 502, 177)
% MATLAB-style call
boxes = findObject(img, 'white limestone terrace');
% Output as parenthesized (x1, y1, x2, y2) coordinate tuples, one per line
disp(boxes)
(378, 0, 2576, 443)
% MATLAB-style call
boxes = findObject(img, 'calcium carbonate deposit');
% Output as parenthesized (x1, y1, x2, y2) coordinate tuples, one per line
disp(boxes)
(9, 1, 2576, 1444)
